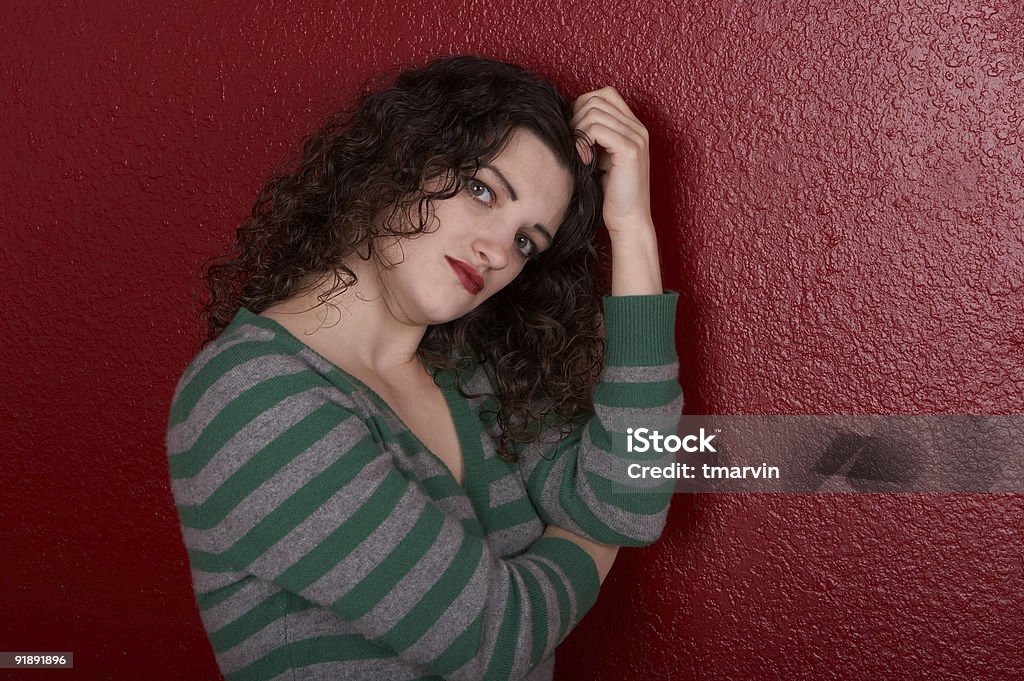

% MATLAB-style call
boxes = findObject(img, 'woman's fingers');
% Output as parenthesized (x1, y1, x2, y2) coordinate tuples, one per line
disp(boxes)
(574, 108, 647, 162)
(569, 87, 652, 232)
(571, 86, 640, 126)
(570, 87, 649, 164)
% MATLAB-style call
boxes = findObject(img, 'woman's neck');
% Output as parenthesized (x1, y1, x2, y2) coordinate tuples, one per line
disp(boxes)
(260, 269, 427, 377)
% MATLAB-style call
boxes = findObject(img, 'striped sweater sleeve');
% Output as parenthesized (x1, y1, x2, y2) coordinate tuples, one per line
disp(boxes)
(517, 292, 683, 547)
(167, 340, 600, 680)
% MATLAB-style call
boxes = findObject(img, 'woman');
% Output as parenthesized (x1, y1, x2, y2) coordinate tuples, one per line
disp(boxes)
(168, 55, 682, 681)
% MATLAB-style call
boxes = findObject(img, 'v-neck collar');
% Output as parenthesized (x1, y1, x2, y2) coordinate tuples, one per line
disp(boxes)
(433, 368, 490, 520)
(234, 307, 488, 502)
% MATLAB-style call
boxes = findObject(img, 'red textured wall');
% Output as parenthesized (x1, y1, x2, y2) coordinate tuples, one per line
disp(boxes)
(3, 1, 1022, 679)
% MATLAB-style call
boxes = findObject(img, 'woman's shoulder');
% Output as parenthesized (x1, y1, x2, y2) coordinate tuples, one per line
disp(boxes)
(166, 311, 388, 475)
(169, 307, 363, 428)
(176, 309, 306, 385)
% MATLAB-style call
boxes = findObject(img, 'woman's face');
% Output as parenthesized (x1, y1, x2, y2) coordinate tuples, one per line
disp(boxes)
(371, 129, 574, 327)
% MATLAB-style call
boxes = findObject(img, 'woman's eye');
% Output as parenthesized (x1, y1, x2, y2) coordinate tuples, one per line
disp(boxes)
(466, 179, 494, 205)
(515, 233, 537, 259)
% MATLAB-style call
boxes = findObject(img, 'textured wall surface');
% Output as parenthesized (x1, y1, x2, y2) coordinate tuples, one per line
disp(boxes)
(2, 0, 1021, 679)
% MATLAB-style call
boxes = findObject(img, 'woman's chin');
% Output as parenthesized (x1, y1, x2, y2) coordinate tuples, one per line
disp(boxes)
(407, 301, 472, 327)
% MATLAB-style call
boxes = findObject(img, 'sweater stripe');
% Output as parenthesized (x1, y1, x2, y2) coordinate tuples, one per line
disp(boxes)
(232, 442, 378, 568)
(170, 347, 305, 429)
(430, 610, 485, 675)
(485, 498, 541, 532)
(419, 473, 464, 500)
(226, 634, 393, 681)
(169, 374, 346, 476)
(175, 325, 275, 391)
(593, 378, 682, 408)
(210, 590, 313, 652)
(482, 585, 522, 681)
(532, 559, 572, 641)
(171, 389, 355, 504)
(338, 504, 444, 619)
(517, 565, 550, 667)
(276, 471, 408, 591)
(386, 532, 482, 652)
(187, 548, 236, 573)
(196, 579, 249, 611)
(585, 470, 675, 512)
(175, 407, 361, 528)
(202, 577, 283, 631)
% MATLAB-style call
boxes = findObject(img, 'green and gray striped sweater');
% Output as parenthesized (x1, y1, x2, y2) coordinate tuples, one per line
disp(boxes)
(167, 292, 681, 681)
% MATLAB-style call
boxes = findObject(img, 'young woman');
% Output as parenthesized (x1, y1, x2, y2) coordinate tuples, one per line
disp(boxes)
(168, 55, 682, 681)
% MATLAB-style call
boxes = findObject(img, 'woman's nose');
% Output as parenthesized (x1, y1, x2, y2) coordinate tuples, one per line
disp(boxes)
(471, 231, 510, 271)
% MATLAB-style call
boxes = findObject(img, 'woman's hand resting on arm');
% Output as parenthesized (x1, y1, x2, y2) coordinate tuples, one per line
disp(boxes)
(571, 86, 663, 297)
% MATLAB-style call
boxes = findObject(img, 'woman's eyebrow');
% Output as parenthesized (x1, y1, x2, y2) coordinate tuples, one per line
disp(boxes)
(480, 164, 554, 245)
(481, 164, 518, 201)
(533, 224, 554, 246)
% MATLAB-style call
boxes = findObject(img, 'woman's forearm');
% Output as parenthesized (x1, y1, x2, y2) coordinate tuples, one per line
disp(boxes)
(608, 222, 664, 296)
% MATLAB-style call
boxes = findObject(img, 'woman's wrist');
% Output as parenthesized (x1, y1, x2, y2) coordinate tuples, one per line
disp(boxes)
(608, 221, 663, 296)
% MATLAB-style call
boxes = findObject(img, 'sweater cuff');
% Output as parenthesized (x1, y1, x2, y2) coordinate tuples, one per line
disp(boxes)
(529, 537, 601, 617)
(602, 291, 679, 367)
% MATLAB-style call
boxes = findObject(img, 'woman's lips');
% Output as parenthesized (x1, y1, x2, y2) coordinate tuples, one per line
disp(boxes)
(445, 256, 484, 295)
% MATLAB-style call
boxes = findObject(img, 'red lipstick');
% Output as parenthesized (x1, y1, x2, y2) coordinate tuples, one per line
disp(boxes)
(446, 256, 484, 295)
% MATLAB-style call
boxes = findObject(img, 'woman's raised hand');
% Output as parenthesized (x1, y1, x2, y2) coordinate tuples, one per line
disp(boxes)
(571, 86, 663, 296)
(570, 86, 653, 236)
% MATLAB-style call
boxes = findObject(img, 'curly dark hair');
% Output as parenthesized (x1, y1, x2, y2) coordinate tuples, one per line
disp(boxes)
(200, 54, 606, 461)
